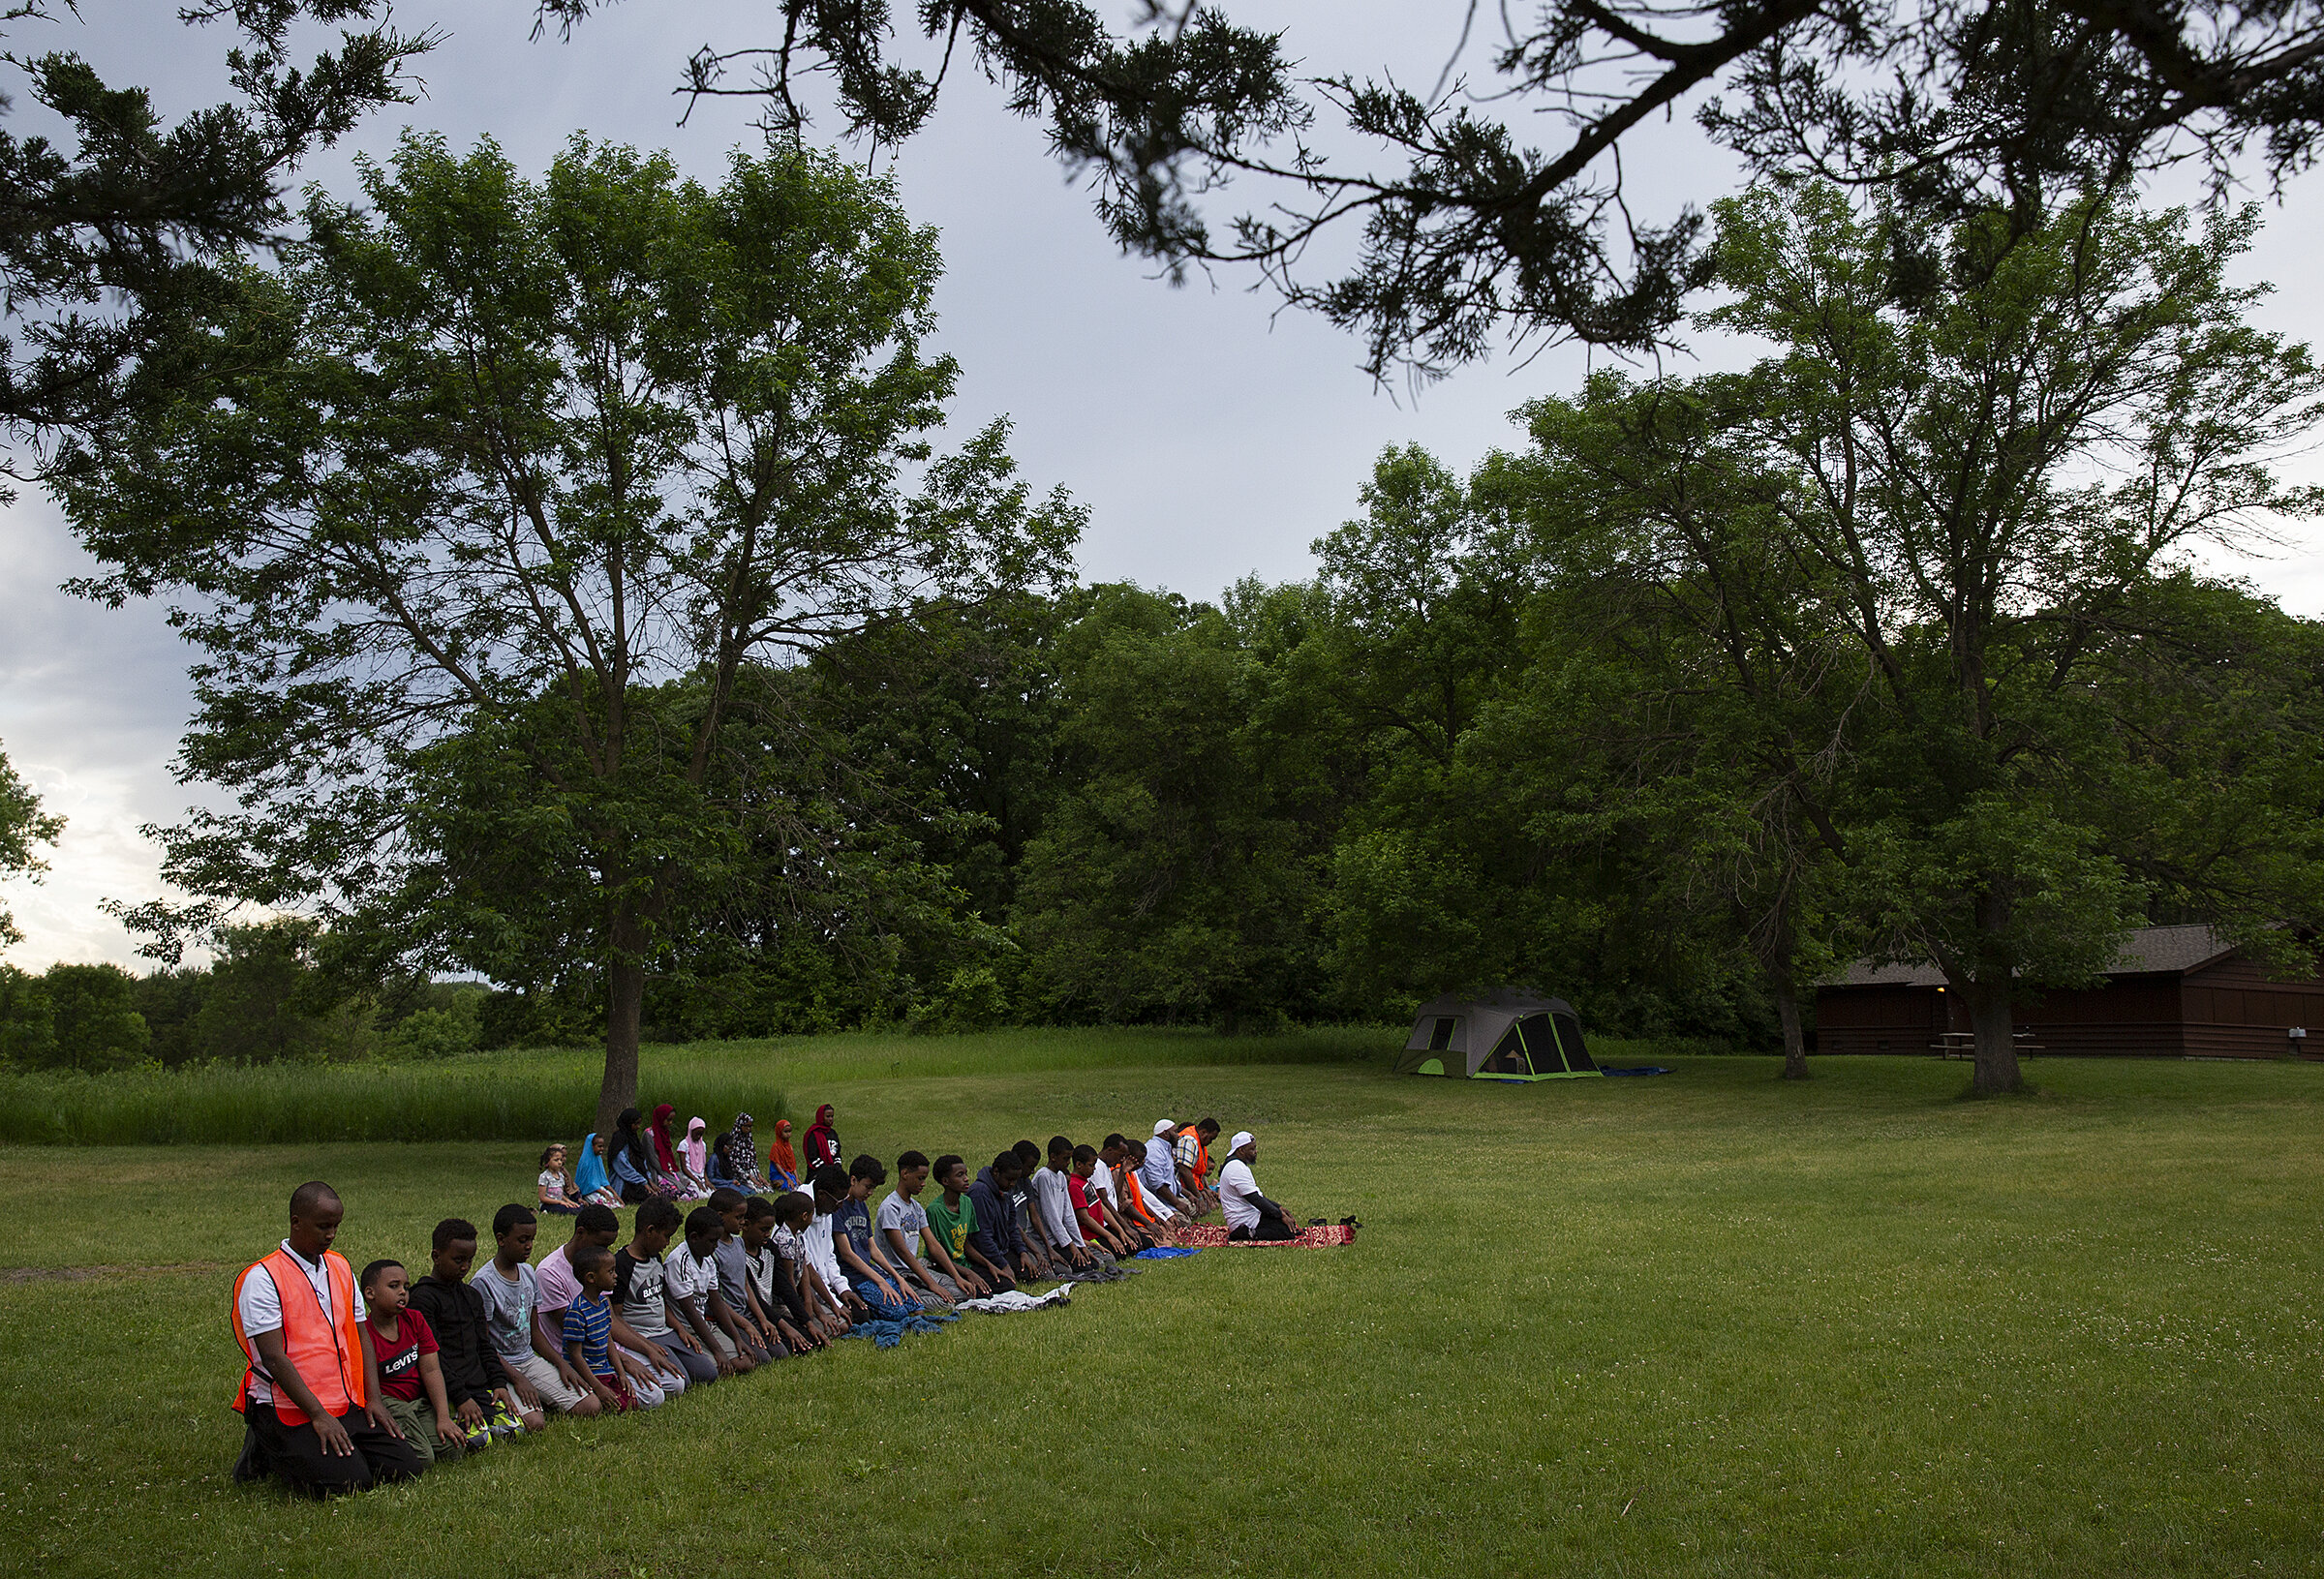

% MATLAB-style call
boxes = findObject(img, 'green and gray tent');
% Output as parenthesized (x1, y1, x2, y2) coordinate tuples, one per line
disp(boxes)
(1395, 990, 1600, 1079)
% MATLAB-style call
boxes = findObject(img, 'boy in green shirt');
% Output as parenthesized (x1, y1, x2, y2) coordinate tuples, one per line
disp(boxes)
(925, 1154, 1001, 1297)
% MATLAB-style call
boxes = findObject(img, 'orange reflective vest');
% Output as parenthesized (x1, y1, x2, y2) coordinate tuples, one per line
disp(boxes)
(1176, 1125, 1211, 1187)
(231, 1247, 365, 1425)
(1118, 1169, 1163, 1228)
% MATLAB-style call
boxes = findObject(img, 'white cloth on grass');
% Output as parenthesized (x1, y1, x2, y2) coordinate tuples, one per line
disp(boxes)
(953, 1285, 1074, 1314)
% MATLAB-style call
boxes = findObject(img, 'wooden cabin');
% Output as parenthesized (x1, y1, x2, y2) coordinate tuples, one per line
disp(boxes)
(1815, 925, 2324, 1059)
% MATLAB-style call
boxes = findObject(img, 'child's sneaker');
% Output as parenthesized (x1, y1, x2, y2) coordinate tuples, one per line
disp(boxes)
(461, 1414, 494, 1449)
(486, 1397, 523, 1437)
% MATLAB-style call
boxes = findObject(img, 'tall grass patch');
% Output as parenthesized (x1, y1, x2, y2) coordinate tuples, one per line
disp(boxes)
(0, 1022, 1408, 1145)
(0, 1055, 781, 1146)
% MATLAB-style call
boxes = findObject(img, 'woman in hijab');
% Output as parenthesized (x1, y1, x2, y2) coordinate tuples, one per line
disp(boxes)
(715, 1113, 767, 1191)
(646, 1103, 702, 1199)
(680, 1115, 711, 1187)
(610, 1107, 672, 1203)
(805, 1104, 841, 1172)
(573, 1132, 623, 1207)
(765, 1117, 800, 1193)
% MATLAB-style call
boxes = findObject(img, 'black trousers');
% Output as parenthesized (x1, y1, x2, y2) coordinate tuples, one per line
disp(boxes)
(244, 1402, 429, 1497)
(1230, 1205, 1299, 1242)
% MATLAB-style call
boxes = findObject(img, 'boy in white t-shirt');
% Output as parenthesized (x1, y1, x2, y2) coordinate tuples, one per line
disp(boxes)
(776, 1191, 846, 1343)
(805, 1165, 873, 1326)
(667, 1206, 758, 1374)
(1217, 1131, 1297, 1241)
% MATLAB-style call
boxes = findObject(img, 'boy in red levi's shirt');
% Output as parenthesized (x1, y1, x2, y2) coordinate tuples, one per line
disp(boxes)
(1068, 1144, 1142, 1259)
(361, 1259, 467, 1466)
(1075, 1143, 1152, 1255)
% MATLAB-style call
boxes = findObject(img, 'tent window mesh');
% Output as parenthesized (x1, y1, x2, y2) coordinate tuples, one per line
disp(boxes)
(1483, 1024, 1533, 1076)
(1427, 1017, 1456, 1051)
(1517, 1015, 1561, 1073)
(1553, 1013, 1595, 1071)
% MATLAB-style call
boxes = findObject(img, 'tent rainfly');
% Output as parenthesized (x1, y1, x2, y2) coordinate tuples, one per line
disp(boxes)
(1395, 990, 1600, 1080)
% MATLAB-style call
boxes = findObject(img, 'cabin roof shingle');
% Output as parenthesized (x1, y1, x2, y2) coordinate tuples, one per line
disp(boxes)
(1829, 925, 2239, 989)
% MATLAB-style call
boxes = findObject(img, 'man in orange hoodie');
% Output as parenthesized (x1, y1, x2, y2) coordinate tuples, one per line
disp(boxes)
(230, 1180, 429, 1496)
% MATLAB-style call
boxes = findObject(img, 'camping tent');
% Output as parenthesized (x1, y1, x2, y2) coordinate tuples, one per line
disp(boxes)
(1394, 989, 1600, 1079)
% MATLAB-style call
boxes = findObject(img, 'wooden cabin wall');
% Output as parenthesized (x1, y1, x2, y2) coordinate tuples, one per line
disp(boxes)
(1814, 952, 2324, 1059)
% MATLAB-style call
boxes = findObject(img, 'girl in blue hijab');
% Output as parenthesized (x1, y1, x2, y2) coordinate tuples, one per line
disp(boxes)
(574, 1131, 621, 1206)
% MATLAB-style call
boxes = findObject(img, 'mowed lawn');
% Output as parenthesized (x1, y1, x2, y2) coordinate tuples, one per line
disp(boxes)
(2, 1049, 2320, 1577)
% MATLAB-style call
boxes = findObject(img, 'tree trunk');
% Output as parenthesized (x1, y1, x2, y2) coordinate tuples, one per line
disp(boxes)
(597, 914, 647, 1140)
(1965, 975, 2023, 1095)
(1775, 978, 1811, 1080)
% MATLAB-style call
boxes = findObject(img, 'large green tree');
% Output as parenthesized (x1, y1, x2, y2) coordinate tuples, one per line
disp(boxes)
(1307, 448, 1777, 1039)
(61, 135, 1078, 1134)
(1012, 584, 1325, 1028)
(1514, 184, 2324, 1095)
(1490, 372, 1866, 1079)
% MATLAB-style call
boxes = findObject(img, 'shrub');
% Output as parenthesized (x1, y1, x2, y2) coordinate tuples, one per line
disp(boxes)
(913, 965, 1009, 1034)
(383, 988, 484, 1060)
(0, 962, 149, 1073)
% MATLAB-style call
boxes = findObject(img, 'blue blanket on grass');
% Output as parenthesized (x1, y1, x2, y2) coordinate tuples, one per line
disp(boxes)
(839, 1309, 960, 1349)
(1132, 1246, 1202, 1260)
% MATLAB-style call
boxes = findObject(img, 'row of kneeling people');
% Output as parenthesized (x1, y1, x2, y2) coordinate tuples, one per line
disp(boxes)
(231, 1124, 1296, 1497)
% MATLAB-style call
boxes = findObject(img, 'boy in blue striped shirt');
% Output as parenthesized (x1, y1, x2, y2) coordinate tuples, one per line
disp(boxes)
(560, 1245, 642, 1412)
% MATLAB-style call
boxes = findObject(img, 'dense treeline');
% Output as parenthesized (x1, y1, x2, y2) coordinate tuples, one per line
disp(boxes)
(0, 922, 490, 1073)
(0, 533, 1807, 1073)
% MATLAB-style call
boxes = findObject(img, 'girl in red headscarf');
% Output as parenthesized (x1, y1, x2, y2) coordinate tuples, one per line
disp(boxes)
(767, 1118, 801, 1193)
(646, 1104, 704, 1199)
(805, 1104, 841, 1172)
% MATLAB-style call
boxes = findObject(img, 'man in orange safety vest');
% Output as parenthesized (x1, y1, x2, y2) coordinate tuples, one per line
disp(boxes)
(1174, 1118, 1222, 1217)
(229, 1180, 428, 1495)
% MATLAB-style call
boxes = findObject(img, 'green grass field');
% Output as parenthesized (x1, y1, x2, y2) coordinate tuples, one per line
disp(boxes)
(2, 1038, 2319, 1577)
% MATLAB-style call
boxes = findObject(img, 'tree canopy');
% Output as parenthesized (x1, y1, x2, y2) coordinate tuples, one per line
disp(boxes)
(538, 0, 2324, 379)
(0, 740, 65, 953)
(57, 134, 1079, 1130)
(0, 1, 429, 455)
(1510, 183, 2324, 1093)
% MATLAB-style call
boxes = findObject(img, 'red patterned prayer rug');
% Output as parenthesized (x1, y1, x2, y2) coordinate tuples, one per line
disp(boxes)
(1171, 1223, 1356, 1249)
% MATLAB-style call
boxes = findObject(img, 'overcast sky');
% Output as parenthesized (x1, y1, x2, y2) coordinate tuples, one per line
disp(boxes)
(5, 1, 2324, 970)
